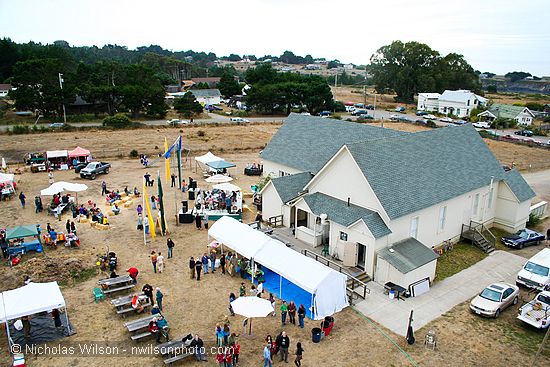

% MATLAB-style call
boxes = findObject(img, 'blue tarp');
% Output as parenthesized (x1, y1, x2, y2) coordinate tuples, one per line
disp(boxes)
(248, 266, 315, 320)
(206, 160, 236, 170)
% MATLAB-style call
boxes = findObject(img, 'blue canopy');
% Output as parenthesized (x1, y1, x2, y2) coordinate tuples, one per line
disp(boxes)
(5, 225, 39, 240)
(206, 160, 236, 170)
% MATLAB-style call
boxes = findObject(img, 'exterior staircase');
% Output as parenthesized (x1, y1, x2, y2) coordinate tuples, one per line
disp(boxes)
(460, 221, 496, 254)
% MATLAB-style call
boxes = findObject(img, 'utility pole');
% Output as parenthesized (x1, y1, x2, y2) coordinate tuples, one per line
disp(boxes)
(373, 93, 377, 120)
(58, 73, 67, 124)
(531, 325, 550, 367)
(363, 85, 367, 107)
(334, 72, 338, 88)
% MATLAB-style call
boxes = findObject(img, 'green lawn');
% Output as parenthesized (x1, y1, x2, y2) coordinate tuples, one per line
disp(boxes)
(435, 241, 487, 282)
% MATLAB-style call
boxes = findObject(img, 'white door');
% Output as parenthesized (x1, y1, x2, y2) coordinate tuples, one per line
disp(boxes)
(409, 217, 419, 239)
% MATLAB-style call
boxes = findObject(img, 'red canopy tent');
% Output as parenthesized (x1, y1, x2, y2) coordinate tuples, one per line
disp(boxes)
(68, 147, 91, 166)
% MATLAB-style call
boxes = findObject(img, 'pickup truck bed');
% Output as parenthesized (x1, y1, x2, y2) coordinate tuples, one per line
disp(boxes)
(517, 291, 550, 329)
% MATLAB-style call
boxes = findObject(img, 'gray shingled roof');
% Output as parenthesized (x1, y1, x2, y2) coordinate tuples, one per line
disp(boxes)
(271, 172, 313, 203)
(488, 103, 534, 120)
(260, 113, 408, 174)
(303, 192, 391, 239)
(378, 238, 438, 274)
(503, 169, 536, 202)
(346, 125, 535, 220)
(189, 89, 221, 98)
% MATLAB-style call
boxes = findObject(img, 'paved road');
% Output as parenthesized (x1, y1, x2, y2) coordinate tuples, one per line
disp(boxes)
(354, 250, 527, 336)
(522, 169, 550, 203)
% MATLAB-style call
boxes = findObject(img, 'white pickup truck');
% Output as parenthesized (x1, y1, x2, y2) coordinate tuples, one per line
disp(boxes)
(517, 291, 550, 329)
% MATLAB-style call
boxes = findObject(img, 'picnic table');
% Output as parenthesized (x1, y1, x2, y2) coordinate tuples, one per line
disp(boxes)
(98, 275, 135, 296)
(156, 338, 195, 365)
(124, 315, 156, 341)
(7, 240, 43, 256)
(111, 293, 151, 317)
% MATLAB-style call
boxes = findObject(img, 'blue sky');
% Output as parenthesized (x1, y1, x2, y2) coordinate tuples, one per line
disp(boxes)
(0, 0, 548, 75)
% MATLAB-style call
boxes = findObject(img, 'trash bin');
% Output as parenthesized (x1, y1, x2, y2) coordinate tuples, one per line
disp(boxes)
(389, 290, 395, 299)
(312, 327, 322, 343)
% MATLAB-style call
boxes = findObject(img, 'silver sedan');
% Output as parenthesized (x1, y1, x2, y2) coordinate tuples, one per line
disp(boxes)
(470, 283, 520, 317)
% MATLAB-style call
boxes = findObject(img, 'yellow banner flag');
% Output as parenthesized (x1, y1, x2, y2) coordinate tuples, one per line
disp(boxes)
(142, 178, 156, 239)
(164, 137, 171, 184)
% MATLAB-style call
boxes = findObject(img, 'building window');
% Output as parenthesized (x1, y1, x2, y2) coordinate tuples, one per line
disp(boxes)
(474, 99, 477, 105)
(409, 216, 419, 239)
(457, 108, 461, 115)
(339, 231, 348, 241)
(473, 193, 480, 215)
(488, 188, 494, 209)
(279, 170, 288, 177)
(438, 206, 447, 231)
(467, 100, 470, 106)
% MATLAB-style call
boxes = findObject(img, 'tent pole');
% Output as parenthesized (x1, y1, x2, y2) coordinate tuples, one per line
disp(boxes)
(5, 321, 12, 349)
(251, 258, 255, 284)
(310, 293, 314, 319)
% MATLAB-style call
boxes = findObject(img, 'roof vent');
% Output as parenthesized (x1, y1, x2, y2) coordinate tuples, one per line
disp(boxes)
(347, 197, 350, 207)
(388, 248, 395, 253)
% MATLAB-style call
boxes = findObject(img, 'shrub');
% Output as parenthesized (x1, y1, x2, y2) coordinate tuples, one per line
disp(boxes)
(103, 114, 132, 128)
(527, 213, 541, 228)
(486, 85, 497, 93)
(197, 130, 206, 137)
(11, 125, 30, 134)
(426, 120, 437, 128)
(130, 149, 139, 158)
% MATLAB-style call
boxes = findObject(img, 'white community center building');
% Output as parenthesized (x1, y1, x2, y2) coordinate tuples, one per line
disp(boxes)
(417, 89, 487, 118)
(259, 114, 535, 292)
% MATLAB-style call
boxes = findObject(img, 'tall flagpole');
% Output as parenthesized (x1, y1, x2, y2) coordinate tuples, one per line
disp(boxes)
(177, 135, 182, 190)
(173, 152, 178, 226)
(142, 178, 146, 245)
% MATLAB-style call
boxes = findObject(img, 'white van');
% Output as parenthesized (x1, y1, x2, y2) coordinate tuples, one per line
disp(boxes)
(516, 248, 550, 290)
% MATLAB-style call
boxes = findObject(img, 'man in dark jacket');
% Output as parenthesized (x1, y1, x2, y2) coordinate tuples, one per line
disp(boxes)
(189, 257, 195, 279)
(195, 260, 202, 281)
(190, 334, 206, 361)
(279, 331, 290, 362)
(220, 254, 226, 274)
(142, 284, 154, 305)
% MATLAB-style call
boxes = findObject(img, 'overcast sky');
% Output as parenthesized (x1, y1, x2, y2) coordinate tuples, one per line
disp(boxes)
(0, 0, 548, 75)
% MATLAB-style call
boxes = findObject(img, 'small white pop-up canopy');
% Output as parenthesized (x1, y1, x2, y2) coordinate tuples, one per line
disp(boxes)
(205, 174, 233, 184)
(195, 151, 222, 165)
(213, 182, 241, 192)
(46, 150, 68, 159)
(0, 172, 15, 185)
(0, 282, 71, 345)
(40, 181, 88, 196)
(208, 217, 348, 320)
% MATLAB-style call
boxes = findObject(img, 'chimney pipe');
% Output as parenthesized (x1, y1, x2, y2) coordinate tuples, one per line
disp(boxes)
(347, 197, 350, 207)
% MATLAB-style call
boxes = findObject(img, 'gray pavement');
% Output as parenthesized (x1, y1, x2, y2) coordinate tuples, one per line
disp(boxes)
(354, 250, 527, 336)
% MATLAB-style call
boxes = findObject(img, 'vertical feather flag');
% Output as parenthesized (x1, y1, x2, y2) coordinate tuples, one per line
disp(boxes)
(176, 135, 182, 190)
(142, 178, 156, 239)
(157, 172, 166, 236)
(164, 137, 171, 184)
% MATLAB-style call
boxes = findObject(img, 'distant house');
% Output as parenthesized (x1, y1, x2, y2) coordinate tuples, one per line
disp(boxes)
(477, 104, 535, 126)
(417, 90, 486, 117)
(417, 93, 441, 112)
(0, 84, 12, 98)
(259, 114, 535, 288)
(304, 64, 321, 70)
(188, 89, 221, 105)
(191, 77, 221, 89)
(165, 85, 182, 93)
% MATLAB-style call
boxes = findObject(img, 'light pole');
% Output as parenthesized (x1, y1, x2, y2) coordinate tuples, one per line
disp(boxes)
(58, 73, 67, 124)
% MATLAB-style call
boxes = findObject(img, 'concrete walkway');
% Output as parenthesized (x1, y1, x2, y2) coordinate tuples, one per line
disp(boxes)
(354, 250, 527, 336)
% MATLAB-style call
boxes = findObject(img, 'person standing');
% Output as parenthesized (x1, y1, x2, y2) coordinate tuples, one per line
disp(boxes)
(127, 267, 139, 284)
(297, 304, 306, 328)
(151, 195, 157, 210)
(48, 170, 54, 184)
(170, 173, 176, 187)
(294, 342, 304, 367)
(166, 238, 175, 259)
(156, 287, 164, 311)
(229, 292, 236, 316)
(144, 215, 150, 234)
(233, 339, 240, 366)
(288, 301, 297, 325)
(220, 253, 226, 274)
(70, 221, 76, 235)
(101, 181, 107, 196)
(136, 204, 143, 216)
(142, 283, 154, 305)
(280, 301, 288, 326)
(137, 214, 143, 231)
(19, 192, 26, 208)
(195, 212, 202, 230)
(201, 253, 209, 274)
(279, 331, 290, 363)
(210, 251, 216, 273)
(270, 293, 276, 316)
(144, 172, 151, 186)
(65, 219, 71, 234)
(191, 334, 206, 361)
(263, 343, 273, 367)
(203, 211, 209, 229)
(189, 257, 196, 279)
(546, 227, 550, 246)
(239, 283, 246, 297)
(195, 259, 202, 281)
(150, 251, 158, 273)
(157, 252, 165, 273)
(51, 308, 62, 329)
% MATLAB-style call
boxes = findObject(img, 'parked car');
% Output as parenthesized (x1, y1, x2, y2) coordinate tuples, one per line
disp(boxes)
(395, 106, 405, 113)
(166, 119, 189, 126)
(345, 106, 356, 113)
(424, 114, 437, 120)
(300, 112, 311, 116)
(515, 130, 533, 137)
(229, 117, 250, 123)
(49, 122, 66, 128)
(354, 103, 365, 108)
(516, 248, 550, 290)
(415, 111, 428, 116)
(74, 163, 87, 173)
(205, 105, 222, 111)
(481, 129, 500, 137)
(439, 116, 454, 123)
(352, 109, 368, 116)
(472, 121, 490, 129)
(358, 114, 374, 120)
(502, 229, 545, 249)
(318, 111, 331, 117)
(517, 291, 550, 329)
(389, 114, 399, 121)
(80, 161, 111, 180)
(454, 120, 467, 125)
(470, 283, 520, 317)
(415, 118, 427, 124)
(365, 104, 375, 110)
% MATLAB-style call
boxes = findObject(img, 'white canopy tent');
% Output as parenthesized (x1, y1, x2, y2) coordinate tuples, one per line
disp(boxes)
(208, 217, 348, 320)
(0, 282, 70, 345)
(205, 174, 233, 184)
(46, 150, 68, 159)
(0, 172, 15, 185)
(40, 181, 88, 196)
(195, 151, 222, 164)
(213, 182, 241, 192)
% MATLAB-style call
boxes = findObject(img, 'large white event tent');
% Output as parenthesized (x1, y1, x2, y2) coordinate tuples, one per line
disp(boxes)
(208, 216, 348, 320)
(0, 282, 70, 345)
